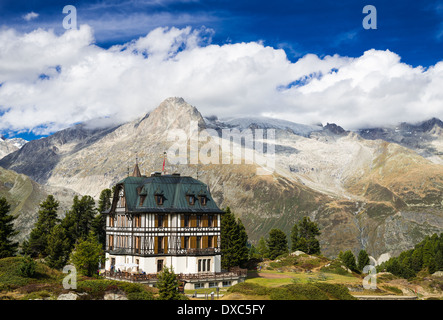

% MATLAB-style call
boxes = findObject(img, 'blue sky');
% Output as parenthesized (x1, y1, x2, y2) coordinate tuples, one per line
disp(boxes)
(2, 0, 442, 66)
(1, 0, 443, 140)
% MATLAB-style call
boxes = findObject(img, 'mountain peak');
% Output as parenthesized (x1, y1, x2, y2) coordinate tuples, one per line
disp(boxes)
(324, 123, 348, 135)
(419, 117, 443, 132)
(137, 97, 206, 134)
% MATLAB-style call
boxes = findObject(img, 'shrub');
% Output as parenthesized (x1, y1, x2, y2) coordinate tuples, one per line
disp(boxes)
(311, 283, 356, 300)
(381, 285, 403, 295)
(320, 259, 352, 276)
(227, 282, 269, 296)
(270, 284, 329, 300)
(19, 256, 37, 278)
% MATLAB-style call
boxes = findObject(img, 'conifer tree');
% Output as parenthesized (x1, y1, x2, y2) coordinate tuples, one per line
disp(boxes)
(357, 249, 370, 272)
(25, 195, 59, 257)
(92, 188, 112, 249)
(257, 236, 269, 259)
(63, 195, 97, 247)
(46, 224, 71, 269)
(156, 266, 181, 300)
(266, 229, 288, 260)
(291, 217, 321, 254)
(221, 207, 249, 269)
(341, 250, 358, 273)
(0, 197, 18, 258)
(70, 231, 104, 277)
(290, 223, 299, 252)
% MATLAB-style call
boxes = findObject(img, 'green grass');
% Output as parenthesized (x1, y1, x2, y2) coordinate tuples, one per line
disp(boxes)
(0, 257, 156, 300)
(0, 257, 63, 290)
(227, 282, 356, 300)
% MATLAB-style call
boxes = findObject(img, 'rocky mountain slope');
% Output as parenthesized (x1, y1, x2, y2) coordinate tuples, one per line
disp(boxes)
(0, 166, 77, 243)
(1, 97, 442, 258)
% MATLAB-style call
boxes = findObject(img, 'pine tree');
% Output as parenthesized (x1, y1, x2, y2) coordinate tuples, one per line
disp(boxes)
(0, 197, 18, 258)
(341, 250, 358, 273)
(25, 195, 59, 257)
(63, 195, 97, 247)
(290, 223, 299, 252)
(46, 224, 71, 269)
(411, 248, 423, 271)
(234, 218, 249, 266)
(266, 229, 288, 260)
(92, 188, 112, 249)
(298, 217, 321, 254)
(357, 249, 370, 272)
(156, 266, 181, 300)
(221, 207, 249, 269)
(257, 236, 269, 259)
(70, 231, 104, 277)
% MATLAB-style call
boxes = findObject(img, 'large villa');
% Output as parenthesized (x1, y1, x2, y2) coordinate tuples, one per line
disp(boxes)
(103, 163, 246, 290)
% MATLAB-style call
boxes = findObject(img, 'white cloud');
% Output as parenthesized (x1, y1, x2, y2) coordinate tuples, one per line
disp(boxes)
(22, 12, 39, 21)
(0, 25, 442, 136)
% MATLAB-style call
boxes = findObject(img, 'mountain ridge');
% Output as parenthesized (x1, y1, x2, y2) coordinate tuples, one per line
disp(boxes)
(0, 97, 442, 258)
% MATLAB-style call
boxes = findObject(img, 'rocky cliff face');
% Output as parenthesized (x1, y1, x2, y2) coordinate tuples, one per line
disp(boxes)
(1, 97, 442, 258)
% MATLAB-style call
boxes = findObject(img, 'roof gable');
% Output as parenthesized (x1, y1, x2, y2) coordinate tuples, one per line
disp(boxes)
(118, 174, 222, 213)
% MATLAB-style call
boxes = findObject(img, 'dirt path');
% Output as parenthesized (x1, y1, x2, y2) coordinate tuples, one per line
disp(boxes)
(256, 272, 290, 279)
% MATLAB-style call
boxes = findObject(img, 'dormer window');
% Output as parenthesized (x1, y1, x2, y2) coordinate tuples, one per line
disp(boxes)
(188, 195, 195, 205)
(155, 194, 164, 205)
(199, 196, 207, 206)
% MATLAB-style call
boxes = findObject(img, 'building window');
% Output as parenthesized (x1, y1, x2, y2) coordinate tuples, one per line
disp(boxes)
(158, 236, 164, 254)
(208, 236, 213, 248)
(157, 214, 164, 228)
(134, 214, 141, 228)
(139, 195, 146, 206)
(208, 215, 213, 227)
(184, 236, 189, 249)
(155, 194, 164, 205)
(194, 283, 204, 289)
(118, 189, 126, 208)
(135, 236, 141, 254)
(184, 215, 189, 227)
(198, 259, 211, 272)
(188, 195, 195, 205)
(196, 215, 202, 227)
(109, 216, 115, 227)
(199, 196, 207, 206)
(108, 235, 114, 250)
(223, 281, 232, 287)
(157, 259, 164, 272)
(196, 236, 202, 249)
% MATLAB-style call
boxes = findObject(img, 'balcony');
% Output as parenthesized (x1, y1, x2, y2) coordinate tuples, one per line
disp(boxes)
(102, 268, 247, 284)
(106, 247, 221, 256)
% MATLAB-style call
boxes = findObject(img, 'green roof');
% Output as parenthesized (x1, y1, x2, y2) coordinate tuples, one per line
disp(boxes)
(117, 174, 223, 214)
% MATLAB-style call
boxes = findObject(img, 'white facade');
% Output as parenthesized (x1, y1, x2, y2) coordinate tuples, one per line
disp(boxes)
(102, 172, 247, 289)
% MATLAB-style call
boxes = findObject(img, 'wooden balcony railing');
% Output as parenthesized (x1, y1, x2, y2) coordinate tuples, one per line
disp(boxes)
(102, 268, 247, 283)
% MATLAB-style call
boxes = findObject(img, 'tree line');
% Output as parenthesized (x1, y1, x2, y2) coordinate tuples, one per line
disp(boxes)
(377, 233, 443, 279)
(1, 196, 323, 275)
(0, 189, 112, 277)
(221, 210, 322, 269)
